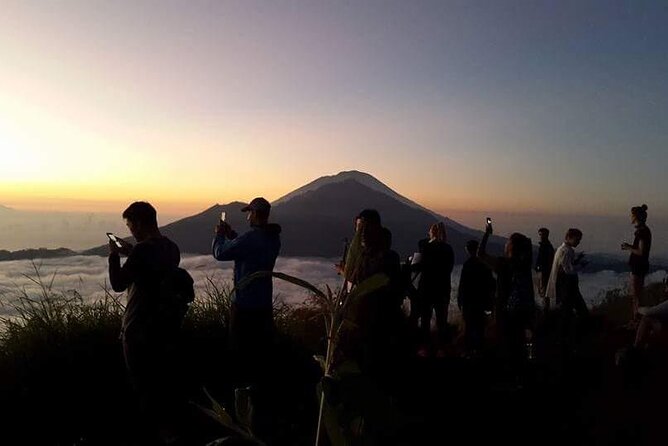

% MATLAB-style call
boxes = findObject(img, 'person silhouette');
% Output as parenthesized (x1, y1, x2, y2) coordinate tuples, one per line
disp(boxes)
(536, 227, 555, 309)
(622, 204, 652, 326)
(458, 240, 495, 356)
(416, 222, 454, 358)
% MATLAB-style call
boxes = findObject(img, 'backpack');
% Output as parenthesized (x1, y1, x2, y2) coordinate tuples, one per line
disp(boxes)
(156, 266, 195, 329)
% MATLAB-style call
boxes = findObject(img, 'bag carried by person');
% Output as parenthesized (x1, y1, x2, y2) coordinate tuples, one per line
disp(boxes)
(156, 267, 195, 328)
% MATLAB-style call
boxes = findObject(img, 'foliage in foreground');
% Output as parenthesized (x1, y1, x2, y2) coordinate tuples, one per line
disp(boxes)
(0, 264, 322, 445)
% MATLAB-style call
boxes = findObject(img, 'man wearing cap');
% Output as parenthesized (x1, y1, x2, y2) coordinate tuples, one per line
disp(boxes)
(212, 197, 282, 386)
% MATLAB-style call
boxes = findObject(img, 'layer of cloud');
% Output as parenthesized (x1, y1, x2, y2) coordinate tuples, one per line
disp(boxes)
(0, 255, 665, 318)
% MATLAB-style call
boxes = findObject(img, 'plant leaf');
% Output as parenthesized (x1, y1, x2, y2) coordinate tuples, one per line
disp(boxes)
(234, 386, 254, 434)
(235, 271, 327, 300)
(202, 388, 242, 433)
(347, 273, 389, 302)
(313, 355, 327, 372)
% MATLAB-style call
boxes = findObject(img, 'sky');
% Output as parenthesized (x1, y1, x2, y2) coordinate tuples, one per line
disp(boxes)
(1, 1, 667, 219)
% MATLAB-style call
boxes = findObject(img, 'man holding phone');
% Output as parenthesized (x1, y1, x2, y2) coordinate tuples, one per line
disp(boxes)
(212, 197, 281, 386)
(108, 201, 185, 443)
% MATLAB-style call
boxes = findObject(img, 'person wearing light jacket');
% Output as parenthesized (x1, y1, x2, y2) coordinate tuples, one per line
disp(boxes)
(546, 228, 589, 348)
(212, 197, 281, 385)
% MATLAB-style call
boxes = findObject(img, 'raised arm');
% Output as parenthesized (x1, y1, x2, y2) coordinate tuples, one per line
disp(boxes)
(109, 246, 142, 292)
(212, 232, 248, 261)
(477, 224, 499, 270)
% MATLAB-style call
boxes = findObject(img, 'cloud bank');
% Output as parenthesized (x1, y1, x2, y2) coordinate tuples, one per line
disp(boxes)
(0, 255, 665, 318)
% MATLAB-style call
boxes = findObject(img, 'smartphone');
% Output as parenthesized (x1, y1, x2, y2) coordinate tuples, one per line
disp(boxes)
(220, 211, 227, 222)
(486, 217, 492, 225)
(106, 232, 123, 248)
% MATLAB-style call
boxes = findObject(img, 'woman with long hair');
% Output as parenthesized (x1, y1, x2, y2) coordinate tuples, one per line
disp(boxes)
(478, 221, 536, 370)
(416, 222, 454, 357)
(622, 204, 652, 325)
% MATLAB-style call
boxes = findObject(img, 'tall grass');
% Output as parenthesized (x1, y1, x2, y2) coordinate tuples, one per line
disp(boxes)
(0, 264, 321, 445)
(592, 280, 666, 326)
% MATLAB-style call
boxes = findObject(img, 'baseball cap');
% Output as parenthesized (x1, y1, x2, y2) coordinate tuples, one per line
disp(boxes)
(241, 197, 271, 213)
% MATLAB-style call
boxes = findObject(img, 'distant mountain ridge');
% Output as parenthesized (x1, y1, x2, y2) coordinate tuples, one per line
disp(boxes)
(0, 247, 77, 262)
(29, 170, 652, 272)
(83, 171, 502, 261)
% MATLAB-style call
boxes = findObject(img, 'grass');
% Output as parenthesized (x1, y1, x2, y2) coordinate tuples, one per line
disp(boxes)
(592, 280, 666, 326)
(2, 264, 668, 445)
(0, 264, 322, 445)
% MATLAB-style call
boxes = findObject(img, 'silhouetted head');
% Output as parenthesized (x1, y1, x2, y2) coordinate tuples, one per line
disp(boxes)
(358, 209, 381, 227)
(466, 240, 479, 257)
(538, 227, 550, 242)
(361, 221, 383, 251)
(122, 201, 159, 242)
(505, 232, 532, 270)
(381, 227, 393, 251)
(429, 222, 447, 242)
(631, 204, 648, 226)
(242, 197, 271, 226)
(565, 228, 583, 248)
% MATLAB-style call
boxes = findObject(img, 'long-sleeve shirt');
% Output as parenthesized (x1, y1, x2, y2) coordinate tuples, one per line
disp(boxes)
(109, 236, 181, 336)
(546, 243, 582, 300)
(535, 240, 555, 273)
(212, 224, 281, 309)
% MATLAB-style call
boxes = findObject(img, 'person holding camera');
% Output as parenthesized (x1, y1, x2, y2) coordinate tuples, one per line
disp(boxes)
(212, 197, 281, 385)
(108, 201, 188, 444)
(458, 239, 496, 357)
(478, 221, 535, 371)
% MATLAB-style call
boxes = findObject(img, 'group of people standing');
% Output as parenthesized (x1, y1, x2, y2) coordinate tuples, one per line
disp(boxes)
(107, 198, 657, 444)
(340, 203, 656, 366)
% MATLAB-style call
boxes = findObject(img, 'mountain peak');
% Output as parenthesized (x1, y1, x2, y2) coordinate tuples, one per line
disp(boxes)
(272, 170, 480, 237)
(274, 170, 413, 208)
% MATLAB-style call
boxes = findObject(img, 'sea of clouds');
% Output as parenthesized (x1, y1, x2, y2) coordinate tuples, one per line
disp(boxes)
(0, 255, 665, 318)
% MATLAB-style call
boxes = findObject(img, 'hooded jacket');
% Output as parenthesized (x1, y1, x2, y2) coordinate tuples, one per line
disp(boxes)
(212, 224, 282, 309)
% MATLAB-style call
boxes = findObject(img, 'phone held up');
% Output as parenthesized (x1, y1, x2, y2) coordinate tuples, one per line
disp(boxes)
(486, 217, 492, 225)
(220, 211, 227, 223)
(106, 232, 123, 248)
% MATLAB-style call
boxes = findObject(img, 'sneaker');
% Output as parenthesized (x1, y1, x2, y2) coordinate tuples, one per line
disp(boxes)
(417, 346, 430, 358)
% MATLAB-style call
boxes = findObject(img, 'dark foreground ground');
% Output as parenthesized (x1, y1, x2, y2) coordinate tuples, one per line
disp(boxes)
(1, 293, 667, 446)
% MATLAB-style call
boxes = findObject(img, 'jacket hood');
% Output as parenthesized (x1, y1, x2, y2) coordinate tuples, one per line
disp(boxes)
(255, 223, 282, 236)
